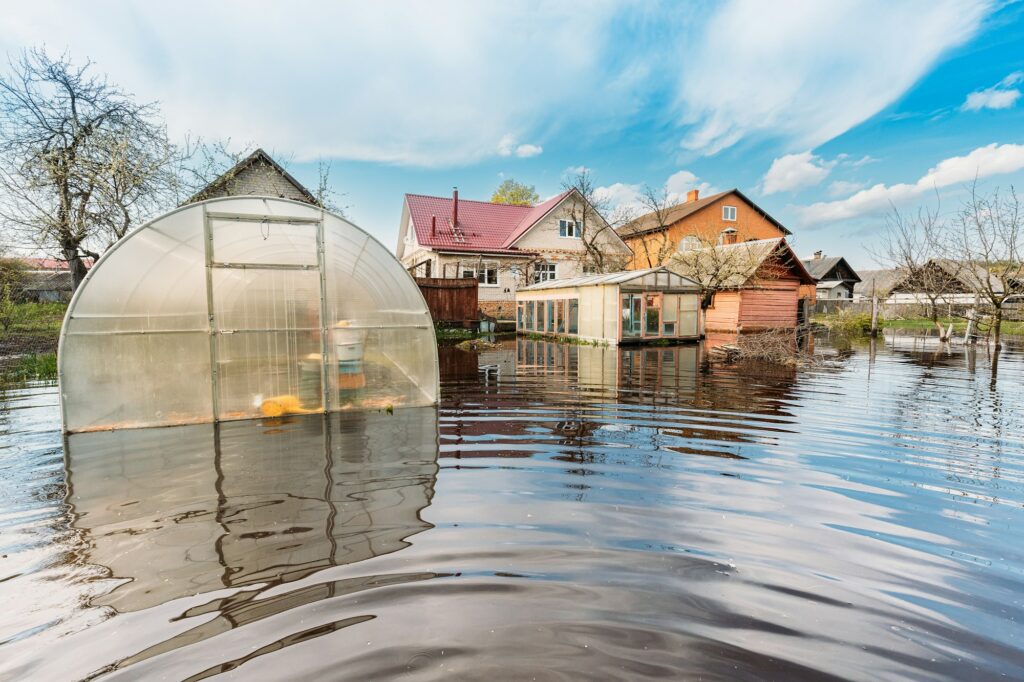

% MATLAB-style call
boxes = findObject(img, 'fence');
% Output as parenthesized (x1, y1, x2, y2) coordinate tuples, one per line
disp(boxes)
(414, 277, 479, 326)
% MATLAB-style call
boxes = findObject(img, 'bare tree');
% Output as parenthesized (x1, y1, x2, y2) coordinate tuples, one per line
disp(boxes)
(0, 49, 181, 289)
(618, 184, 679, 268)
(668, 236, 771, 333)
(314, 159, 348, 216)
(560, 168, 630, 274)
(873, 200, 963, 340)
(950, 185, 1024, 349)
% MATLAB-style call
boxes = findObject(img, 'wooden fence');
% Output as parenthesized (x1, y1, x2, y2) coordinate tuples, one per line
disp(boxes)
(415, 277, 479, 325)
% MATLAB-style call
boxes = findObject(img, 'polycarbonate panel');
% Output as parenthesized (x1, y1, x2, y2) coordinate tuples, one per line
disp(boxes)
(61, 332, 212, 431)
(212, 268, 321, 331)
(60, 197, 438, 432)
(216, 330, 323, 420)
(212, 219, 318, 266)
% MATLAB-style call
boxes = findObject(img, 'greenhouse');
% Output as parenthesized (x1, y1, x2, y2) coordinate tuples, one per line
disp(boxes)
(58, 197, 438, 433)
(516, 267, 702, 345)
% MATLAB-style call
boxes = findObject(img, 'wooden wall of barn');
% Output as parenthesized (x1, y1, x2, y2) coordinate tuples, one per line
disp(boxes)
(704, 291, 742, 332)
(415, 277, 478, 324)
(739, 280, 799, 330)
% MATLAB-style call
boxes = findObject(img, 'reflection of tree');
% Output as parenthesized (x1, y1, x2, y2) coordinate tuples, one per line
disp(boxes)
(65, 408, 439, 613)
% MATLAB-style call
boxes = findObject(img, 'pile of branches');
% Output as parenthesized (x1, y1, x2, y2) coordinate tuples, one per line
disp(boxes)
(710, 329, 816, 366)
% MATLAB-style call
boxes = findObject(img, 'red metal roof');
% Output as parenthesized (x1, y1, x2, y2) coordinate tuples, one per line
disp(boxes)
(406, 191, 570, 254)
(20, 257, 94, 270)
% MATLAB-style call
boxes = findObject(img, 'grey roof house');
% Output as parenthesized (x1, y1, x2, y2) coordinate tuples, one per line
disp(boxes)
(185, 148, 319, 206)
(802, 251, 861, 300)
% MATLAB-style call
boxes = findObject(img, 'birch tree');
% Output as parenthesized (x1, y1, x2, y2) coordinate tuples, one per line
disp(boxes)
(560, 169, 630, 274)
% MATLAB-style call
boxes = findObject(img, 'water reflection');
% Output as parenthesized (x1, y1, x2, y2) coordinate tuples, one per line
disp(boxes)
(66, 409, 439, 612)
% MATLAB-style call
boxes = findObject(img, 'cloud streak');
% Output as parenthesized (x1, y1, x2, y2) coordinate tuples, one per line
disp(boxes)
(962, 71, 1023, 111)
(798, 143, 1024, 223)
(762, 151, 833, 195)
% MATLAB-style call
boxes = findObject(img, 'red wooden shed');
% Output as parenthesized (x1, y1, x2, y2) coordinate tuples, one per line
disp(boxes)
(671, 238, 815, 334)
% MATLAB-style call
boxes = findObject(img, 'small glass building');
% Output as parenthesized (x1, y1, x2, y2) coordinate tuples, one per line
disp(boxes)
(59, 197, 438, 433)
(515, 267, 701, 345)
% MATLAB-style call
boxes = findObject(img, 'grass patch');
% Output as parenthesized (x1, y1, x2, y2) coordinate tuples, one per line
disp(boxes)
(815, 313, 1024, 336)
(1, 352, 58, 383)
(2, 302, 67, 333)
(525, 332, 606, 346)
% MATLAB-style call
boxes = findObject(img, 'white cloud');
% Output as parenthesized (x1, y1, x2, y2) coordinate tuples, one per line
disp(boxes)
(664, 170, 715, 204)
(497, 135, 543, 158)
(676, 0, 989, 155)
(514, 143, 543, 158)
(0, 1, 623, 167)
(962, 71, 1024, 111)
(762, 151, 834, 195)
(595, 169, 716, 220)
(827, 180, 866, 197)
(799, 143, 1024, 223)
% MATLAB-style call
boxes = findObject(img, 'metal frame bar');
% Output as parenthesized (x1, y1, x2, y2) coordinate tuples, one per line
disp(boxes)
(205, 212, 320, 224)
(203, 205, 222, 422)
(210, 262, 318, 271)
(315, 211, 331, 414)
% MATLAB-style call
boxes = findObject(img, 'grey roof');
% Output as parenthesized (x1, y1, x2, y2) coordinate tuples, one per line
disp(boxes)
(518, 266, 699, 292)
(852, 268, 902, 296)
(185, 148, 319, 206)
(802, 256, 841, 280)
(22, 269, 73, 292)
(670, 238, 815, 288)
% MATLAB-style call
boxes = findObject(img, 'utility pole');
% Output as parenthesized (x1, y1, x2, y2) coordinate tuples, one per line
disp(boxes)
(869, 280, 879, 338)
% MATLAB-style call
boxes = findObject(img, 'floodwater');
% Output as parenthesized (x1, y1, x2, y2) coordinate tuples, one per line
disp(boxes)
(2, 336, 1024, 680)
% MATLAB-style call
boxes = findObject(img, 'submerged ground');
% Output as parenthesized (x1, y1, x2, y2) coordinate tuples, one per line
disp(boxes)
(2, 335, 1023, 680)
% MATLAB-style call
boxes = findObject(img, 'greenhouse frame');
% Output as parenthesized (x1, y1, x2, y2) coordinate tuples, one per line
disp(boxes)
(515, 267, 702, 345)
(58, 197, 439, 433)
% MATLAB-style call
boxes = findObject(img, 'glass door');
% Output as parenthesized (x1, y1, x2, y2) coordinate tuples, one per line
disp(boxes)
(621, 294, 643, 338)
(644, 293, 661, 337)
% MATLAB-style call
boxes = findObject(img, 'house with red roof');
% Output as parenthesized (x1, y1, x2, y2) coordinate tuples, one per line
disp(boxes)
(397, 188, 632, 318)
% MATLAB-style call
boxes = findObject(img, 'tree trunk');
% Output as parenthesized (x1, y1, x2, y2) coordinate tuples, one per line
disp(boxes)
(69, 254, 90, 291)
(993, 307, 1003, 350)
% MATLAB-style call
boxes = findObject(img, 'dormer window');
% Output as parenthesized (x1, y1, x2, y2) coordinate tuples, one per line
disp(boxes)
(558, 219, 581, 238)
(722, 205, 737, 221)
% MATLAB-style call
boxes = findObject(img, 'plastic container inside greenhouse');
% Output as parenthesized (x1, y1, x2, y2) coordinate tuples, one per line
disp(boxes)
(58, 197, 439, 433)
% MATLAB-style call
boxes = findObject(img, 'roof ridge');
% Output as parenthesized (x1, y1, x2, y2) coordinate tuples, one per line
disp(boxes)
(404, 192, 537, 208)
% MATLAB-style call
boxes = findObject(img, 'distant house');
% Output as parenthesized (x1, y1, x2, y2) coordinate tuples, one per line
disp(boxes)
(396, 188, 632, 318)
(619, 188, 792, 270)
(17, 257, 93, 302)
(852, 269, 900, 302)
(801, 251, 861, 300)
(670, 238, 815, 333)
(185, 148, 319, 206)
(853, 261, 1024, 305)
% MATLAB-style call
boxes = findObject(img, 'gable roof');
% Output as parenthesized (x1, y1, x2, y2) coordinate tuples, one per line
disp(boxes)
(801, 255, 861, 283)
(671, 238, 815, 287)
(618, 188, 792, 238)
(853, 269, 901, 296)
(185, 148, 319, 206)
(405, 190, 591, 255)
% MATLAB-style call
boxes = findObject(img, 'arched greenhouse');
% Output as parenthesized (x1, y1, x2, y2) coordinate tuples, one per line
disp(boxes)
(58, 197, 438, 433)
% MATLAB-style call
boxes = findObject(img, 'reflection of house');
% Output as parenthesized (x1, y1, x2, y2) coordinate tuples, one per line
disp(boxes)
(65, 409, 438, 612)
(671, 238, 815, 333)
(801, 252, 861, 300)
(619, 188, 792, 270)
(396, 188, 632, 319)
(515, 268, 701, 345)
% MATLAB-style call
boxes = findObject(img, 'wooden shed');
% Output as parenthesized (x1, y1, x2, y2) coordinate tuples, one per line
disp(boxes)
(671, 238, 815, 334)
(515, 267, 702, 345)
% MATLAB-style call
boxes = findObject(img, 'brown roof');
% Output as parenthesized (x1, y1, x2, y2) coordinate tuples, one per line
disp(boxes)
(618, 188, 792, 238)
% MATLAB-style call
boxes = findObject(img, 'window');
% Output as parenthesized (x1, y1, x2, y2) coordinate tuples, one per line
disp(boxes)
(555, 300, 565, 333)
(678, 235, 701, 252)
(462, 261, 498, 285)
(568, 299, 579, 334)
(545, 300, 554, 332)
(582, 263, 598, 274)
(524, 301, 535, 330)
(722, 205, 737, 221)
(533, 262, 557, 283)
(558, 219, 581, 238)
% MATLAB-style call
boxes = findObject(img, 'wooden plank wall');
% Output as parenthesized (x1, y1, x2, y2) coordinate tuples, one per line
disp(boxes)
(415, 277, 478, 324)
(739, 281, 799, 329)
(704, 291, 742, 332)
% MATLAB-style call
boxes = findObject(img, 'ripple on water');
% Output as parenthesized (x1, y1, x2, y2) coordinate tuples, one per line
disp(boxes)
(2, 338, 1024, 680)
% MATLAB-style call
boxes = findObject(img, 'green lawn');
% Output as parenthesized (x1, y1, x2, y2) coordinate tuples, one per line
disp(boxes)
(813, 313, 1024, 336)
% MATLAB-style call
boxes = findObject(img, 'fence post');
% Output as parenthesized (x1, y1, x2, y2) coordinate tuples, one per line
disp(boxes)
(869, 281, 879, 338)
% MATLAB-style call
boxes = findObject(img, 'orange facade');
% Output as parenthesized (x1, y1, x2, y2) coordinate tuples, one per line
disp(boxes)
(625, 192, 788, 270)
(704, 279, 802, 333)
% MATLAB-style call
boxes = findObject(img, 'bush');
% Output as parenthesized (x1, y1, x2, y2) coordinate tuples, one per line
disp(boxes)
(828, 310, 877, 336)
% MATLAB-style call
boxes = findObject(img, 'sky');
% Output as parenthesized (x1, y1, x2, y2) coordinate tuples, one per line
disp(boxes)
(2, 0, 1023, 269)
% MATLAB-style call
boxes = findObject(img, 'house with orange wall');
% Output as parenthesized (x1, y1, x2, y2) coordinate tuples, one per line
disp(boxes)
(670, 238, 816, 334)
(618, 188, 791, 270)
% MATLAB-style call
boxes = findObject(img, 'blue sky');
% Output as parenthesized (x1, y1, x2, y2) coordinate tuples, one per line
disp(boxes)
(2, 0, 1023, 268)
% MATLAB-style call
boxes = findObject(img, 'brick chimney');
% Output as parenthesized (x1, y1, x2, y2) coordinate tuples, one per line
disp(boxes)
(687, 189, 700, 203)
(812, 250, 823, 260)
(721, 227, 738, 245)
(452, 187, 459, 227)
(431, 214, 437, 236)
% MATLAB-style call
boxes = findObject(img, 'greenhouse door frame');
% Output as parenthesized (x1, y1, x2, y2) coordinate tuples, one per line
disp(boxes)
(202, 207, 332, 422)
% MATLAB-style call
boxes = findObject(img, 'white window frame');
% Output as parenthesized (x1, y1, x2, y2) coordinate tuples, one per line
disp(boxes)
(558, 219, 581, 239)
(722, 205, 737, 221)
(533, 262, 557, 283)
(462, 261, 499, 286)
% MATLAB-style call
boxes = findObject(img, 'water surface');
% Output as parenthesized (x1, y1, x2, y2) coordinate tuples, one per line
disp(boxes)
(2, 337, 1024, 680)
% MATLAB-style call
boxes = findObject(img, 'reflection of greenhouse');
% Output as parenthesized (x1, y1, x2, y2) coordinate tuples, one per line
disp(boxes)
(59, 197, 438, 433)
(65, 408, 438, 613)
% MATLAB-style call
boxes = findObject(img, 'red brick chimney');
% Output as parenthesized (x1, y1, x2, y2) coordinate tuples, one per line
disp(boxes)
(431, 214, 437, 236)
(452, 187, 459, 227)
(687, 189, 700, 203)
